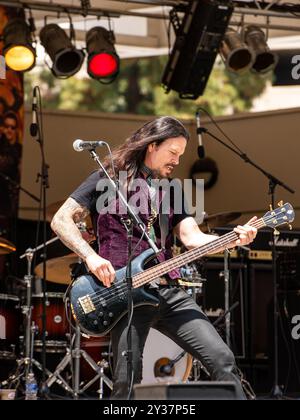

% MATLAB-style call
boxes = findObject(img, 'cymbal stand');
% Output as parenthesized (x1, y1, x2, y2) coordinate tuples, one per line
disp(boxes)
(1, 248, 52, 394)
(45, 324, 113, 399)
(23, 248, 35, 376)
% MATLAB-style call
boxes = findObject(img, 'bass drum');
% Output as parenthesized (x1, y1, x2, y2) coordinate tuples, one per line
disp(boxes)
(142, 328, 192, 384)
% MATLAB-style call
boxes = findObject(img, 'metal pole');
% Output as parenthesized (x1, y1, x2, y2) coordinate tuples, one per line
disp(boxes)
(224, 249, 231, 348)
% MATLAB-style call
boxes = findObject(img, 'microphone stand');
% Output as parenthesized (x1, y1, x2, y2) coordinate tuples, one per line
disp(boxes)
(0, 172, 40, 282)
(85, 147, 160, 399)
(30, 86, 50, 398)
(199, 125, 295, 399)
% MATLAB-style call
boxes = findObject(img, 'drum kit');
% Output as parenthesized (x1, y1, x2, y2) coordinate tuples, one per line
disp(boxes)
(0, 204, 244, 398)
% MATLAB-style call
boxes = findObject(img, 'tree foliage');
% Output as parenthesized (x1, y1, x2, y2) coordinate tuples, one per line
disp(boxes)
(25, 55, 270, 117)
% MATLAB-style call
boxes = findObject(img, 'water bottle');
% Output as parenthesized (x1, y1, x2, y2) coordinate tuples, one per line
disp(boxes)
(25, 373, 38, 400)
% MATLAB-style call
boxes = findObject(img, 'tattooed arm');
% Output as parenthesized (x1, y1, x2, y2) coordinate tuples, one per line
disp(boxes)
(51, 197, 115, 287)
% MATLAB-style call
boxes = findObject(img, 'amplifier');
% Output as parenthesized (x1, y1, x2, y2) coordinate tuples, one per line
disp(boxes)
(200, 261, 248, 359)
(214, 227, 300, 251)
(198, 226, 300, 366)
(212, 226, 300, 290)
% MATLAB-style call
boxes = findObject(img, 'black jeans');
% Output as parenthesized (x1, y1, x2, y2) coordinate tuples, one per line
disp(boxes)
(110, 286, 246, 400)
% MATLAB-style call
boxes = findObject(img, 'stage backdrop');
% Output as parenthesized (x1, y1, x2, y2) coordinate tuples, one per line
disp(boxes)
(0, 6, 24, 281)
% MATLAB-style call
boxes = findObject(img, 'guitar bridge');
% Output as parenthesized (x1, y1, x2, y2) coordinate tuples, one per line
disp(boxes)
(78, 295, 96, 314)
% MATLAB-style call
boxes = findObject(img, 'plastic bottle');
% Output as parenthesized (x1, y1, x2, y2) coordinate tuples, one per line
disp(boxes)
(25, 373, 38, 400)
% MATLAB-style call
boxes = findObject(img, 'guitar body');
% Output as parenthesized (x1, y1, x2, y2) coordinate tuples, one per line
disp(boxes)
(70, 249, 159, 336)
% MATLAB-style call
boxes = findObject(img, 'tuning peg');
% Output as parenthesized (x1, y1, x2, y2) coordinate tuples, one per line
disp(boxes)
(269, 204, 273, 212)
(274, 228, 280, 236)
(278, 200, 284, 207)
(288, 224, 293, 231)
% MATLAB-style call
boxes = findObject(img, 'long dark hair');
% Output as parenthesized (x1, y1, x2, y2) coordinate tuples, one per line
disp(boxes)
(104, 116, 190, 184)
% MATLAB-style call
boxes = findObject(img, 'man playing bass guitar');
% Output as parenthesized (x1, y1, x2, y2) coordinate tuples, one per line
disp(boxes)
(51, 116, 257, 399)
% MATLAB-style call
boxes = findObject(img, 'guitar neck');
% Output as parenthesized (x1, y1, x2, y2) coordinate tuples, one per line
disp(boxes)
(133, 217, 266, 288)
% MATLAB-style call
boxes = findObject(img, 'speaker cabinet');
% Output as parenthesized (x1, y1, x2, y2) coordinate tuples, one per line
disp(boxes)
(249, 262, 300, 392)
(134, 381, 239, 400)
(271, 291, 300, 393)
(201, 260, 248, 359)
(249, 263, 273, 360)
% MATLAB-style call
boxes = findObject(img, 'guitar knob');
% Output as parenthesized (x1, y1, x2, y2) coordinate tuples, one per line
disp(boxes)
(103, 320, 108, 326)
(109, 312, 114, 318)
(99, 312, 104, 317)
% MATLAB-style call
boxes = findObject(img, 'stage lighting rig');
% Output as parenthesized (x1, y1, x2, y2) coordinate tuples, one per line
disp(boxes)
(3, 18, 36, 72)
(162, 0, 234, 99)
(220, 28, 254, 74)
(86, 26, 120, 84)
(40, 22, 84, 78)
(243, 25, 278, 74)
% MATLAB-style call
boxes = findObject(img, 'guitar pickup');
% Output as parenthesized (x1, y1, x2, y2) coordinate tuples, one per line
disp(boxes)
(78, 295, 96, 314)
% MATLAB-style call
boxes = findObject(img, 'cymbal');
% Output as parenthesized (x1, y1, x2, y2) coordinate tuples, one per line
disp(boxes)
(46, 200, 93, 230)
(35, 253, 81, 284)
(199, 211, 241, 232)
(0, 237, 16, 255)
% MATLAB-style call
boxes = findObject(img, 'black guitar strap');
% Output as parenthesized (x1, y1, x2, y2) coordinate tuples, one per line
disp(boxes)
(159, 212, 168, 250)
(140, 163, 171, 250)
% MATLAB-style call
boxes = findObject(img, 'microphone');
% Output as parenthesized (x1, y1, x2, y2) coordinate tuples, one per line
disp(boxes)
(73, 139, 106, 152)
(196, 111, 205, 159)
(159, 363, 173, 375)
(30, 87, 38, 137)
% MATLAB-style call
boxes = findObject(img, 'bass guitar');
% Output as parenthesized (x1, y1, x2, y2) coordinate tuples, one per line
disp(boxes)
(70, 202, 294, 337)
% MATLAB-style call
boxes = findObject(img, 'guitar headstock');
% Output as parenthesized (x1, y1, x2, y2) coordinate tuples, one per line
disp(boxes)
(263, 202, 295, 230)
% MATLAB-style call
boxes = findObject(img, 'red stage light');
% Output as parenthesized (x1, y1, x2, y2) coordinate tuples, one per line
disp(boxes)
(86, 27, 120, 83)
(88, 52, 119, 78)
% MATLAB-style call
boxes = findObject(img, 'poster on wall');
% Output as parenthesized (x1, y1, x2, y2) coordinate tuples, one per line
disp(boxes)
(0, 6, 24, 280)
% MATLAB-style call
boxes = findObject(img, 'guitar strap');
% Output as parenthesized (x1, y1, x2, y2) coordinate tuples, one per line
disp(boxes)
(159, 212, 168, 250)
(140, 163, 169, 250)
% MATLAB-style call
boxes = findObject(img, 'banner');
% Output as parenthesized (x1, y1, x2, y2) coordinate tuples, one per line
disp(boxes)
(0, 7, 24, 280)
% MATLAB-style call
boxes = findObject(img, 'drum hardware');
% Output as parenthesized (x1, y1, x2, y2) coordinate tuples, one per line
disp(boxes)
(41, 251, 112, 399)
(1, 248, 48, 393)
(45, 324, 113, 399)
(35, 252, 112, 398)
(80, 356, 110, 399)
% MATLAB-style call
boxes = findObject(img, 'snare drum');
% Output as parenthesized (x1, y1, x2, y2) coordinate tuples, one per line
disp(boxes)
(32, 292, 68, 342)
(0, 294, 20, 359)
(142, 328, 192, 384)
